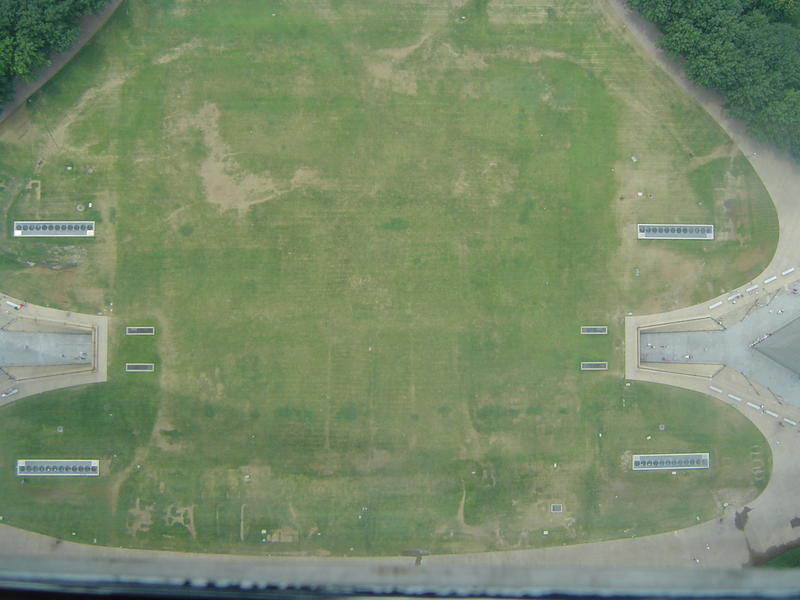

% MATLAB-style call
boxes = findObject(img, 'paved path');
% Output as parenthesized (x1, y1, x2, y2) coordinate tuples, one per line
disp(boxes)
(1, 0, 799, 576)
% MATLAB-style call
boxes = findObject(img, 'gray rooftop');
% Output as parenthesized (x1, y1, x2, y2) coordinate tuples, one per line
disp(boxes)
(0, 331, 92, 366)
(13, 221, 94, 237)
(638, 224, 713, 240)
(755, 315, 800, 377)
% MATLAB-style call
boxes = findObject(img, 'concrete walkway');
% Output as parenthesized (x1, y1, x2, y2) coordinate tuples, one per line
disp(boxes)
(1, 0, 799, 577)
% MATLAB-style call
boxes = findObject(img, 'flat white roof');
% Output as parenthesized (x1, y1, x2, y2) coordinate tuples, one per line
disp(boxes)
(632, 453, 709, 471)
(17, 459, 99, 476)
(14, 221, 95, 237)
(638, 224, 713, 240)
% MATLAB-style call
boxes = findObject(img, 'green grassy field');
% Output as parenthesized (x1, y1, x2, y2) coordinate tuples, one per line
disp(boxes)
(0, 0, 776, 556)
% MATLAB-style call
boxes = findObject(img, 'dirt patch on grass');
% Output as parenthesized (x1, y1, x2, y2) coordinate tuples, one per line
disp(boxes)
(309, 452, 342, 476)
(364, 59, 418, 96)
(493, 47, 569, 65)
(290, 167, 331, 189)
(377, 33, 432, 62)
(713, 487, 758, 511)
(435, 43, 489, 71)
(163, 503, 197, 539)
(126, 497, 155, 536)
(178, 103, 334, 214)
(0, 105, 39, 144)
(153, 39, 201, 65)
(151, 410, 186, 452)
(361, 31, 435, 96)
(36, 73, 129, 165)
(350, 449, 395, 474)
(488, 1, 557, 25)
(109, 445, 148, 515)
(185, 103, 281, 213)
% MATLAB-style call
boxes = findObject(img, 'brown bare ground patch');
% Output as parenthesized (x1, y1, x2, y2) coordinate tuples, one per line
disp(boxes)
(109, 445, 148, 515)
(360, 30, 437, 97)
(435, 43, 489, 71)
(488, 0, 558, 25)
(607, 77, 736, 312)
(363, 59, 418, 96)
(147, 308, 179, 391)
(163, 503, 197, 539)
(377, 33, 432, 62)
(292, 70, 315, 96)
(36, 73, 129, 165)
(185, 103, 281, 213)
(152, 39, 201, 65)
(492, 47, 569, 65)
(309, 452, 342, 476)
(688, 141, 738, 170)
(177, 103, 336, 214)
(350, 449, 395, 474)
(151, 410, 186, 452)
(713, 487, 758, 510)
(615, 226, 708, 314)
(24, 266, 81, 307)
(266, 526, 299, 543)
(0, 105, 39, 144)
(126, 497, 155, 536)
(290, 167, 332, 189)
(450, 157, 517, 206)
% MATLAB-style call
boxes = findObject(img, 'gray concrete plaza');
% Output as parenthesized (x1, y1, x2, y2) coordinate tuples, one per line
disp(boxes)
(640, 283, 800, 406)
(0, 331, 92, 366)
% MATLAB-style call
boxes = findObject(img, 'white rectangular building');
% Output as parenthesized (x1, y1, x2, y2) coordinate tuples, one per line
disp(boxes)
(16, 459, 99, 476)
(13, 221, 95, 237)
(632, 453, 709, 471)
(637, 224, 713, 240)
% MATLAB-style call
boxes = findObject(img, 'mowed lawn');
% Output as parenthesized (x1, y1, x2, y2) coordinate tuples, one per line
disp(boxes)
(0, 0, 776, 555)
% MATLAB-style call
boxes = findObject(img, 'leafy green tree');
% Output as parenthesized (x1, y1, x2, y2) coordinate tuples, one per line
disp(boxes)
(0, 0, 108, 105)
(629, 0, 800, 159)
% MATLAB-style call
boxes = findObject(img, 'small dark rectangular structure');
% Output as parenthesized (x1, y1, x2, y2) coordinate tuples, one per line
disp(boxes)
(13, 221, 95, 237)
(126, 326, 155, 336)
(125, 363, 154, 372)
(637, 224, 713, 240)
(632, 453, 709, 471)
(16, 459, 99, 476)
(580, 362, 608, 371)
(580, 326, 608, 335)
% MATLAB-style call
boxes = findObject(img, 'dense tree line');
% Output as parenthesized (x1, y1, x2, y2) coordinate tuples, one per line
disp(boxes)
(628, 0, 800, 159)
(0, 0, 107, 106)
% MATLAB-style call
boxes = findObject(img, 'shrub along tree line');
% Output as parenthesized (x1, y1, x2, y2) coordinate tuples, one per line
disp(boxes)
(628, 0, 800, 160)
(0, 0, 108, 107)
